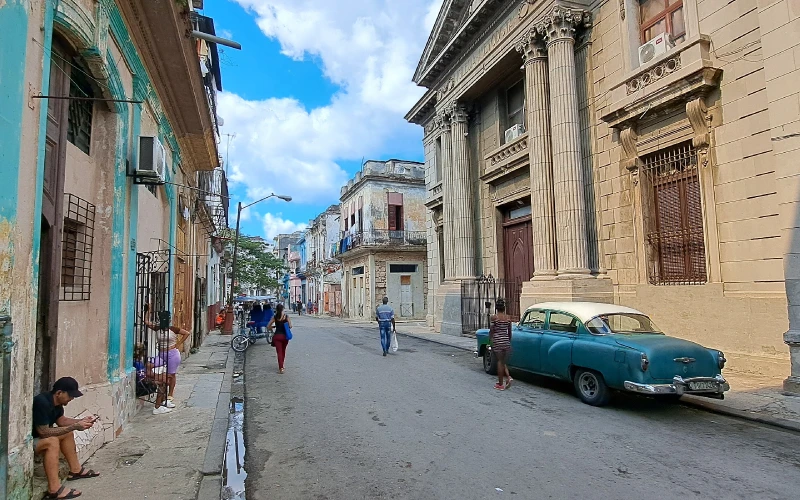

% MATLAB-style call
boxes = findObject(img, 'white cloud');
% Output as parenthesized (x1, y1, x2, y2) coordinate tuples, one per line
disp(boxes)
(262, 213, 308, 239)
(219, 0, 441, 237)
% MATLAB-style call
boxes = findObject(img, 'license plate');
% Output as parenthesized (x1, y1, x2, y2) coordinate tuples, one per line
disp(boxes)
(688, 381, 716, 391)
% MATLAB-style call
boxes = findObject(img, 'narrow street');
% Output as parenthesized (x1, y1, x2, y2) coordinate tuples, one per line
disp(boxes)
(243, 316, 800, 500)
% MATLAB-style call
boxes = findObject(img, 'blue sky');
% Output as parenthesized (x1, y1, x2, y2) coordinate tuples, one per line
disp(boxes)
(198, 0, 442, 239)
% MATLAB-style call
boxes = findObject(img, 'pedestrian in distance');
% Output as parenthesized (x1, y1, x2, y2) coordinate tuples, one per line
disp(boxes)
(33, 377, 100, 499)
(297, 300, 303, 316)
(375, 296, 395, 356)
(267, 303, 293, 374)
(489, 298, 513, 390)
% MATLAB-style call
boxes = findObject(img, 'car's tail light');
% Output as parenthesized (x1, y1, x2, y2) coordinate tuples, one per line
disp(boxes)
(717, 351, 726, 369)
(640, 353, 649, 371)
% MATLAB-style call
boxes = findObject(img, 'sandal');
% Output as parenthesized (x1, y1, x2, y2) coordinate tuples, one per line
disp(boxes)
(505, 377, 513, 389)
(67, 467, 100, 480)
(494, 383, 505, 390)
(43, 485, 82, 499)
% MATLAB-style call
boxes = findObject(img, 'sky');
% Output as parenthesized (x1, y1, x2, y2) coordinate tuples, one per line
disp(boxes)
(198, 0, 444, 240)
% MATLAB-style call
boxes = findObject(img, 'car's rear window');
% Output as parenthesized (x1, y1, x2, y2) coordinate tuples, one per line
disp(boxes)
(585, 314, 662, 334)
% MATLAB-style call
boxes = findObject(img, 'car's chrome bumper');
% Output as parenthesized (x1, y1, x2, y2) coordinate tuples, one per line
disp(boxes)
(624, 375, 730, 396)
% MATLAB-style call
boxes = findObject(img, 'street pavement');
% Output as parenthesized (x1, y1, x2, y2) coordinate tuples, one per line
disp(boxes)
(243, 315, 800, 500)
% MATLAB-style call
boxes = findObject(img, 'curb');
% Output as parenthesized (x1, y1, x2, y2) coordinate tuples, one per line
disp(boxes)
(680, 396, 800, 434)
(197, 337, 235, 500)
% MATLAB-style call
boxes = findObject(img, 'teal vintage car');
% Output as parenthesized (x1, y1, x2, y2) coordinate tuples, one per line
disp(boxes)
(475, 302, 729, 406)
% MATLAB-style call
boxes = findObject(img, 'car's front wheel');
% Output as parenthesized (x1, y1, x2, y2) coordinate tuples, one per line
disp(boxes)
(573, 369, 610, 406)
(483, 347, 497, 375)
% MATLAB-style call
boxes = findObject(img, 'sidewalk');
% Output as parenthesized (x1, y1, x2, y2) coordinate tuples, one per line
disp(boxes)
(311, 314, 800, 432)
(59, 332, 234, 500)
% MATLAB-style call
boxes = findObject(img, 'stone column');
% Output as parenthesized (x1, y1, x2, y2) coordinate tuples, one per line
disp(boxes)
(538, 7, 592, 277)
(449, 104, 476, 279)
(438, 112, 455, 280)
(516, 30, 558, 278)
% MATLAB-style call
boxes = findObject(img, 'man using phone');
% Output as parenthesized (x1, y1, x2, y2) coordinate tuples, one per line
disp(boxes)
(33, 377, 100, 499)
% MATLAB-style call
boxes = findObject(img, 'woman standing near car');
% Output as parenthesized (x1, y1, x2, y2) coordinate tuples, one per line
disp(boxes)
(267, 303, 293, 374)
(489, 299, 513, 390)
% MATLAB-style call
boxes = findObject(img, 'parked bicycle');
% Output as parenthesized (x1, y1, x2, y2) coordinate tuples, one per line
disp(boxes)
(231, 321, 269, 352)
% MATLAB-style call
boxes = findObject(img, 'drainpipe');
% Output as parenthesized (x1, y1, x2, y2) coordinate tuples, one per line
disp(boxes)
(0, 315, 14, 499)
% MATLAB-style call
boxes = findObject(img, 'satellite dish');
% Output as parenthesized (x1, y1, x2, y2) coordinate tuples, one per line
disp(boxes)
(217, 115, 225, 126)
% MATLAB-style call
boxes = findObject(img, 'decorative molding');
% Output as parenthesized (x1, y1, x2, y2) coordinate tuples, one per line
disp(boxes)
(535, 6, 590, 45)
(488, 134, 528, 167)
(619, 0, 625, 21)
(626, 55, 681, 94)
(619, 126, 639, 171)
(686, 97, 712, 168)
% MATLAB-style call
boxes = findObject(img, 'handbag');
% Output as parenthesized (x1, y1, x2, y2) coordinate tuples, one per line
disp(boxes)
(284, 324, 293, 341)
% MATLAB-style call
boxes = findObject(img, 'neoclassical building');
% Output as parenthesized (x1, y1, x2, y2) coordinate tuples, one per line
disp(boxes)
(406, 0, 800, 389)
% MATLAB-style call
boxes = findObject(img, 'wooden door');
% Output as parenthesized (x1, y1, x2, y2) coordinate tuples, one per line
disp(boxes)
(35, 43, 70, 393)
(503, 217, 534, 284)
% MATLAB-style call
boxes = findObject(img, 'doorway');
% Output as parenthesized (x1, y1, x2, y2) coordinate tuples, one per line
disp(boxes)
(399, 275, 413, 318)
(35, 42, 71, 393)
(502, 204, 533, 285)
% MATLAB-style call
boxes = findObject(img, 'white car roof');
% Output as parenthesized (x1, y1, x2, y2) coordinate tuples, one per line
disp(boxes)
(525, 302, 646, 323)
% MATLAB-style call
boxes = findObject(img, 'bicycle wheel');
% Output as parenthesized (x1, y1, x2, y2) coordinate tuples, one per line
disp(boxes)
(231, 335, 249, 352)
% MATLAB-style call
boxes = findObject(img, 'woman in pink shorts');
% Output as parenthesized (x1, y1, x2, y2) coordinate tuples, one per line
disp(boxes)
(144, 310, 190, 413)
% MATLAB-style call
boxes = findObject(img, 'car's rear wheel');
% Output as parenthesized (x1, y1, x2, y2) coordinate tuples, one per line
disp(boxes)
(483, 347, 497, 375)
(573, 369, 610, 406)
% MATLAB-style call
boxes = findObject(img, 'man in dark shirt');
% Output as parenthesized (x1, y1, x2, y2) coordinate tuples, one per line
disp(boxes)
(33, 377, 99, 499)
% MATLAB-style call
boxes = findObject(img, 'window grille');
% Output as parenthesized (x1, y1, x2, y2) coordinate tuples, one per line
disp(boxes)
(67, 67, 94, 155)
(642, 141, 707, 285)
(61, 194, 96, 300)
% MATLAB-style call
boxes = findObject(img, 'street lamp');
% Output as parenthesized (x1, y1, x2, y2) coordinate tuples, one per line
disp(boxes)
(223, 193, 292, 334)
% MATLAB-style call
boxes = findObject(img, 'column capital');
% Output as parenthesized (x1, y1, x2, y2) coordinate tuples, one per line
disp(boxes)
(449, 103, 469, 124)
(535, 6, 591, 45)
(515, 28, 548, 65)
(436, 111, 452, 132)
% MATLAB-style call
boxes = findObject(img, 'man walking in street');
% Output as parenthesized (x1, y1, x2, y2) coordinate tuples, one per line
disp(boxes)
(376, 296, 395, 356)
(33, 377, 100, 499)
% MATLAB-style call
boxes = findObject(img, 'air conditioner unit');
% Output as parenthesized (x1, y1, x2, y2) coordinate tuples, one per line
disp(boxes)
(504, 123, 525, 143)
(638, 33, 674, 66)
(137, 136, 166, 183)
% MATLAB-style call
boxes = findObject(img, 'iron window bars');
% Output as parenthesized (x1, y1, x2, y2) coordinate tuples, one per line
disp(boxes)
(61, 194, 96, 301)
(642, 141, 707, 285)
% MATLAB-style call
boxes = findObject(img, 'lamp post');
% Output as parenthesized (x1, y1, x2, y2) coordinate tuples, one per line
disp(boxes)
(223, 193, 292, 334)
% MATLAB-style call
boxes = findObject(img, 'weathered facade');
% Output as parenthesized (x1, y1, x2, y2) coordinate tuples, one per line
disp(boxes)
(304, 205, 342, 315)
(407, 0, 800, 386)
(336, 160, 428, 320)
(0, 1, 227, 496)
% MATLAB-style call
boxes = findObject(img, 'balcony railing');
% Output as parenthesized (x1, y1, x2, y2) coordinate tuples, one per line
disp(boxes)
(335, 229, 426, 256)
(196, 168, 229, 236)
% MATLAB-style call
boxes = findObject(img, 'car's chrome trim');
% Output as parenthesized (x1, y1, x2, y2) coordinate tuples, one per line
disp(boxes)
(624, 374, 730, 395)
(674, 357, 696, 363)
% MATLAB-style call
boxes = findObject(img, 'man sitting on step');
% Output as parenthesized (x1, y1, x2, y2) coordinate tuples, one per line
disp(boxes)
(33, 377, 100, 499)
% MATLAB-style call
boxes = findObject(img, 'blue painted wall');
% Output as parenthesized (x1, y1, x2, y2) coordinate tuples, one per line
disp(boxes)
(0, 0, 32, 315)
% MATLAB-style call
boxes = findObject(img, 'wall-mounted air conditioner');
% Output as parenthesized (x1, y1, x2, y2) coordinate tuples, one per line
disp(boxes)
(137, 136, 166, 184)
(638, 33, 674, 66)
(504, 123, 525, 143)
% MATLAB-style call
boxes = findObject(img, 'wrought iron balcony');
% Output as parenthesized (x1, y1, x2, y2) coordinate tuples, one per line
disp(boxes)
(334, 229, 426, 256)
(196, 168, 229, 236)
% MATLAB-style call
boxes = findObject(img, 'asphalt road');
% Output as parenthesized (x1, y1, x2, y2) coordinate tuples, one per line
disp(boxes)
(243, 316, 800, 500)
